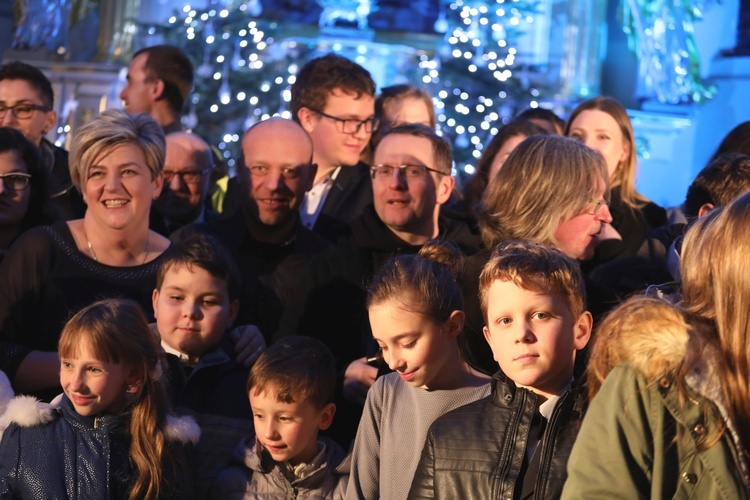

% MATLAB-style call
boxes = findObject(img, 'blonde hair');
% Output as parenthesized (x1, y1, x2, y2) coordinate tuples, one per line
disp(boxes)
(59, 299, 176, 500)
(680, 193, 750, 452)
(478, 135, 609, 249)
(68, 110, 165, 190)
(565, 97, 649, 210)
(479, 240, 586, 325)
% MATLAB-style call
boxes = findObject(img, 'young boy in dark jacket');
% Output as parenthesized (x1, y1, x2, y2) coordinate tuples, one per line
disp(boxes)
(153, 233, 251, 496)
(408, 241, 593, 500)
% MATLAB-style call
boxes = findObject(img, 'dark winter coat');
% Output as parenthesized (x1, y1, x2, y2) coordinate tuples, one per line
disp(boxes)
(0, 395, 197, 499)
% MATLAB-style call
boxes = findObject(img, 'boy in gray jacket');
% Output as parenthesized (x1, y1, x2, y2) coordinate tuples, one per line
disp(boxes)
(211, 336, 349, 499)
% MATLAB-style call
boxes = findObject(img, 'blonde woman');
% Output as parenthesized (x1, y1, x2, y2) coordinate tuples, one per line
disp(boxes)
(563, 192, 750, 498)
(565, 97, 667, 262)
(0, 110, 171, 397)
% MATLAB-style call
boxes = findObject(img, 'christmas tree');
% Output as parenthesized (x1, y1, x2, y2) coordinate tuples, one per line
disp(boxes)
(143, 0, 544, 175)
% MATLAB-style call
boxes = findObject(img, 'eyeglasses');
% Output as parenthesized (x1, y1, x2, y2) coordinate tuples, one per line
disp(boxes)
(162, 169, 209, 184)
(370, 164, 446, 182)
(583, 196, 610, 215)
(0, 173, 31, 190)
(247, 165, 303, 180)
(309, 108, 380, 135)
(0, 103, 51, 120)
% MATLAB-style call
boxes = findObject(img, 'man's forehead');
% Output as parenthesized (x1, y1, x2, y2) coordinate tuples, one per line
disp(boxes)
(375, 135, 433, 161)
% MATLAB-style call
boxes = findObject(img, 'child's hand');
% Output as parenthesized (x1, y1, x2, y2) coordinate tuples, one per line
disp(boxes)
(230, 325, 266, 367)
(343, 358, 378, 406)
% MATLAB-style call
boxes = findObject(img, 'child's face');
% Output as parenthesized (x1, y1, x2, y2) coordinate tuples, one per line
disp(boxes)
(369, 299, 462, 390)
(153, 264, 239, 358)
(483, 279, 592, 401)
(249, 386, 335, 466)
(60, 344, 137, 416)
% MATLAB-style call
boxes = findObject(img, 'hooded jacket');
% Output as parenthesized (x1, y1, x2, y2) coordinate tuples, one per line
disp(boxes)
(561, 307, 750, 499)
(0, 395, 199, 499)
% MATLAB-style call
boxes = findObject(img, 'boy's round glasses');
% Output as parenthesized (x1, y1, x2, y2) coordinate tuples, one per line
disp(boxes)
(162, 169, 209, 184)
(309, 108, 380, 134)
(0, 103, 51, 120)
(0, 173, 31, 190)
(370, 163, 445, 182)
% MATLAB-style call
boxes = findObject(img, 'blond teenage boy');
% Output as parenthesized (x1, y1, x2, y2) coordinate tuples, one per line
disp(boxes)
(409, 240, 592, 500)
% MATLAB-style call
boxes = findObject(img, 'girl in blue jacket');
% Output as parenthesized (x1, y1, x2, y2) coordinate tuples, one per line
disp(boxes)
(0, 298, 199, 499)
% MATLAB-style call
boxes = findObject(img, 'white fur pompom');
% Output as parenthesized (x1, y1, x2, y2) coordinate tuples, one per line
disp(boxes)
(0, 396, 56, 438)
(164, 414, 201, 445)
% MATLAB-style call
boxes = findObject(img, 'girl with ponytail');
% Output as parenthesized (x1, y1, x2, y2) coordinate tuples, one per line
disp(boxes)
(0, 298, 199, 499)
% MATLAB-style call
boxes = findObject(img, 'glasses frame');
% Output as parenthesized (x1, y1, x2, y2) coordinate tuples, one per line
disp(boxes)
(583, 196, 610, 215)
(309, 108, 380, 135)
(162, 168, 210, 185)
(0, 103, 51, 120)
(369, 163, 446, 182)
(0, 172, 31, 190)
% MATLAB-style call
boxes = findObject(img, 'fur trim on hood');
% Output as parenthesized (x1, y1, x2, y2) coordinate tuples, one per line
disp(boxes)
(0, 391, 200, 446)
(593, 297, 750, 488)
(591, 297, 691, 388)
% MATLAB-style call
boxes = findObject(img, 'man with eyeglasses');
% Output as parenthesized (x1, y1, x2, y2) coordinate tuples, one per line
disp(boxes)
(0, 61, 85, 221)
(291, 53, 377, 243)
(175, 118, 330, 344)
(276, 123, 481, 447)
(151, 132, 217, 235)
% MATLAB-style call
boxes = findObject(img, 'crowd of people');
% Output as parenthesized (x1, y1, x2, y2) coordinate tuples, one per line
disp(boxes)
(0, 43, 747, 499)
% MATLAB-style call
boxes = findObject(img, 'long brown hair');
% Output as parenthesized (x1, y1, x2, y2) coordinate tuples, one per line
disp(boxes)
(680, 194, 750, 453)
(59, 299, 174, 500)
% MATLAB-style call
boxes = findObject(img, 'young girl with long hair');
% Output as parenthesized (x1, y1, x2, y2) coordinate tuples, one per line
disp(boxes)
(347, 240, 490, 500)
(0, 298, 199, 499)
(562, 192, 750, 498)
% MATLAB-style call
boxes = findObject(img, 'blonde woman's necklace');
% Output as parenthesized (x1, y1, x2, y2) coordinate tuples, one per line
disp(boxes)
(85, 231, 150, 265)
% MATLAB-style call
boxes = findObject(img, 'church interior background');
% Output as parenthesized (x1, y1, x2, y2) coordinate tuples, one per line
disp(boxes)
(2, 0, 749, 207)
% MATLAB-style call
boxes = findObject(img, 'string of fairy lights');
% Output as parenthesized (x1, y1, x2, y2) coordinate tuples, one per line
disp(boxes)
(149, 0, 543, 174)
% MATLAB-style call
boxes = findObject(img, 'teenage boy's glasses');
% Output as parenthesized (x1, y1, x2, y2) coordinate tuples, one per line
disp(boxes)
(370, 164, 445, 182)
(309, 108, 380, 135)
(162, 169, 210, 184)
(0, 103, 51, 120)
(583, 196, 610, 215)
(0, 173, 31, 190)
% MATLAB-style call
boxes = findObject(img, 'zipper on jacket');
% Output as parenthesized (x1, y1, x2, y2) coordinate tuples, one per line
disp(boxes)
(493, 389, 529, 500)
(532, 390, 571, 498)
(94, 417, 101, 429)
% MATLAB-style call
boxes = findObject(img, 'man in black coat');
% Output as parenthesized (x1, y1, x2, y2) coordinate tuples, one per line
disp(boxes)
(177, 118, 330, 343)
(291, 53, 378, 243)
